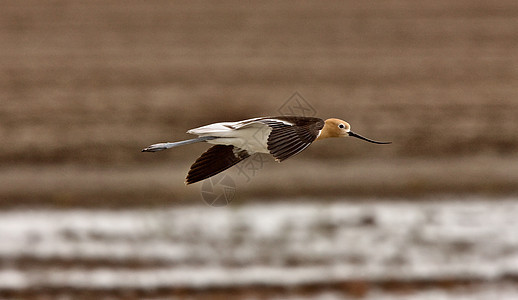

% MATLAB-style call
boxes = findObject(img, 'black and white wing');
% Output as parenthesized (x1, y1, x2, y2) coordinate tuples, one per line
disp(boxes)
(258, 116, 325, 162)
(186, 145, 250, 185)
(185, 116, 324, 184)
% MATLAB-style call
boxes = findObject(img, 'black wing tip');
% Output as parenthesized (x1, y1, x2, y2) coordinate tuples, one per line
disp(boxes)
(185, 171, 209, 185)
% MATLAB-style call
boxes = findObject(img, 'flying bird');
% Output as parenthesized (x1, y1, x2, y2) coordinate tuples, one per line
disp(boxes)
(142, 116, 390, 184)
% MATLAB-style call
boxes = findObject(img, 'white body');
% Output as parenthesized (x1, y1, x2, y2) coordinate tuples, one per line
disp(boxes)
(187, 118, 272, 154)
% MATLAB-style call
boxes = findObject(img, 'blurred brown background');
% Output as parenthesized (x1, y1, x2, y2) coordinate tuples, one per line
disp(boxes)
(2, 0, 518, 207)
(1, 1, 518, 299)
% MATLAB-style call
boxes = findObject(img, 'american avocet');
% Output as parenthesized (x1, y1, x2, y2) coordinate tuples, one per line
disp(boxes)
(143, 116, 390, 184)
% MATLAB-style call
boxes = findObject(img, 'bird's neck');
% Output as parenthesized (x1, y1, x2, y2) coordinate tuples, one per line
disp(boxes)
(315, 129, 329, 141)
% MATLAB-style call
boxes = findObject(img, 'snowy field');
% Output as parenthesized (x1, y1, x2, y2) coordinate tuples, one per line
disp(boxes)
(1, 197, 518, 299)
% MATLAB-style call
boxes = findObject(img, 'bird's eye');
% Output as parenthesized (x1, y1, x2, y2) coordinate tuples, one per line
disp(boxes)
(338, 124, 345, 129)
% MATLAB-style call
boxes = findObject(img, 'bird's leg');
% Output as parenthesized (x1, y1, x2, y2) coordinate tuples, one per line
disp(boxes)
(142, 136, 217, 152)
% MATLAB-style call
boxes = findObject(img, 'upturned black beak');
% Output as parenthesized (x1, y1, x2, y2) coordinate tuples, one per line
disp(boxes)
(348, 131, 391, 144)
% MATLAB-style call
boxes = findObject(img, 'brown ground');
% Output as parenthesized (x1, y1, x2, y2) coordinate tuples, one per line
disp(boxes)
(2, 0, 518, 207)
(1, 1, 518, 298)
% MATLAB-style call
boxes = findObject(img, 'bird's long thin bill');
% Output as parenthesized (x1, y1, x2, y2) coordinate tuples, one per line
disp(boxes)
(349, 131, 391, 144)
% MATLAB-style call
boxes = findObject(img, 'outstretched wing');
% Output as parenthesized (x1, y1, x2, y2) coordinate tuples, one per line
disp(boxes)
(185, 116, 324, 184)
(258, 116, 325, 162)
(186, 145, 250, 184)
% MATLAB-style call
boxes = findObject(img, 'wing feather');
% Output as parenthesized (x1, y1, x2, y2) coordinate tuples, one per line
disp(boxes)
(257, 116, 324, 162)
(186, 145, 250, 184)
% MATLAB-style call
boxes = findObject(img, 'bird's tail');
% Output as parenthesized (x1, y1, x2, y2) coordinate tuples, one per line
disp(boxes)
(142, 136, 217, 152)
